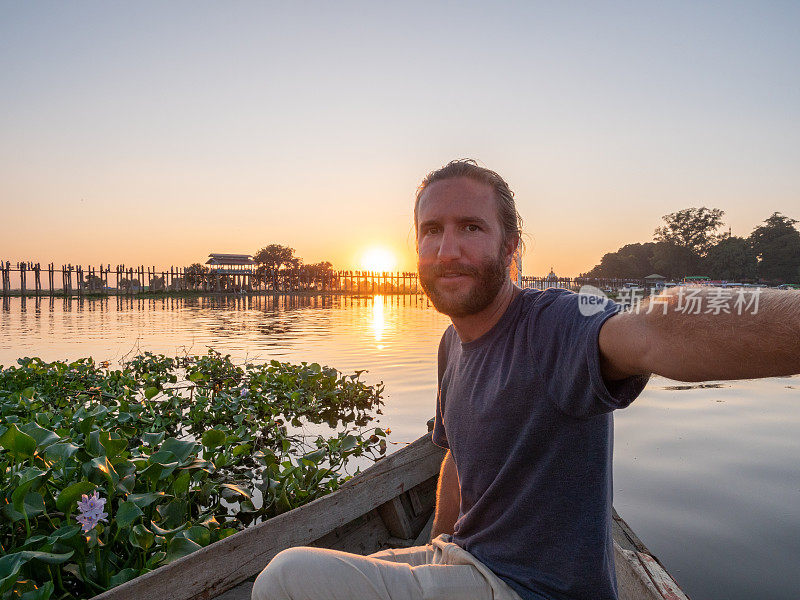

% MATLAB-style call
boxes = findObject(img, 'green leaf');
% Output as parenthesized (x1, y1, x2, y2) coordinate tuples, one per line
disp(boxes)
(172, 470, 191, 496)
(142, 431, 165, 446)
(276, 489, 291, 514)
(11, 468, 47, 512)
(164, 537, 201, 564)
(302, 448, 326, 464)
(19, 422, 60, 448)
(109, 568, 139, 587)
(220, 483, 251, 500)
(129, 524, 155, 550)
(231, 443, 252, 457)
(118, 472, 136, 494)
(87, 456, 119, 485)
(22, 386, 35, 399)
(161, 438, 198, 463)
(341, 435, 358, 451)
(201, 429, 226, 449)
(146, 550, 166, 568)
(180, 525, 211, 547)
(77, 415, 96, 436)
(99, 431, 128, 459)
(116, 500, 144, 528)
(145, 386, 159, 399)
(56, 481, 96, 513)
(44, 442, 80, 460)
(20, 580, 53, 600)
(17, 492, 45, 519)
(20, 550, 74, 565)
(155, 500, 188, 529)
(48, 524, 81, 543)
(0, 553, 29, 595)
(150, 521, 186, 536)
(0, 423, 36, 460)
(139, 463, 165, 487)
(128, 491, 167, 508)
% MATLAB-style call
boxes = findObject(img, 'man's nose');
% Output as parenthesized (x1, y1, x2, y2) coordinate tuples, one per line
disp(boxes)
(437, 228, 461, 261)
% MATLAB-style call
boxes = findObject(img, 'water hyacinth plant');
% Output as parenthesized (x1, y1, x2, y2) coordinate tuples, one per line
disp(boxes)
(75, 492, 108, 533)
(0, 350, 387, 599)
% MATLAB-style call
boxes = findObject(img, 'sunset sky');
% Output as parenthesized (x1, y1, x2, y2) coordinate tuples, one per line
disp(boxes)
(1, 2, 798, 275)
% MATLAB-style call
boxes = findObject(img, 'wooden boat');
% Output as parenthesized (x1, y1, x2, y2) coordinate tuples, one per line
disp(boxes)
(93, 427, 689, 600)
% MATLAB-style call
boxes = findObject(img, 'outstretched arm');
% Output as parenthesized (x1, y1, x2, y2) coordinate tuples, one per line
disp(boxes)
(599, 288, 800, 382)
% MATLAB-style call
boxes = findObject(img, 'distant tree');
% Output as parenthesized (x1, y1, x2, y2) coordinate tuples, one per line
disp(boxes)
(82, 274, 104, 291)
(149, 275, 166, 292)
(651, 241, 699, 280)
(118, 278, 140, 292)
(583, 243, 656, 278)
(184, 263, 209, 288)
(748, 212, 800, 283)
(302, 261, 334, 288)
(254, 244, 296, 287)
(654, 207, 726, 256)
(254, 245, 295, 272)
(703, 235, 758, 281)
(283, 257, 303, 289)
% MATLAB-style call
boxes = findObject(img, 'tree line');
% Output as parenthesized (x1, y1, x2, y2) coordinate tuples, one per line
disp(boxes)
(582, 209, 800, 283)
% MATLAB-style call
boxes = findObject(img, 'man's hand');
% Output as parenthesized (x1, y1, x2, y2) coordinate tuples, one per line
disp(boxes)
(599, 287, 800, 383)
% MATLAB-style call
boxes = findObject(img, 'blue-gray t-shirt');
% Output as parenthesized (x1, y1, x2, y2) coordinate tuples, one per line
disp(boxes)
(432, 287, 650, 600)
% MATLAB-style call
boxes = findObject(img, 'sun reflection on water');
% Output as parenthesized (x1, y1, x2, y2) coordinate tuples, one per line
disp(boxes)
(372, 295, 385, 347)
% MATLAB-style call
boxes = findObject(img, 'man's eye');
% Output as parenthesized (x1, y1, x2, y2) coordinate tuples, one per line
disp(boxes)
(425, 227, 440, 235)
(466, 224, 480, 232)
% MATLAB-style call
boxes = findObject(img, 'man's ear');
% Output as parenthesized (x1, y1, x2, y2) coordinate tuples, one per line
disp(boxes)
(503, 236, 519, 268)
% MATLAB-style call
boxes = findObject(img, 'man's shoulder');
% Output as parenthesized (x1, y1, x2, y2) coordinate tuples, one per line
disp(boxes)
(517, 287, 580, 320)
(438, 324, 458, 352)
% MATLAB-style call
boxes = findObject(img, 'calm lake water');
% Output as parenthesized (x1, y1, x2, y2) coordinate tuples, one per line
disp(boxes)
(2, 294, 799, 600)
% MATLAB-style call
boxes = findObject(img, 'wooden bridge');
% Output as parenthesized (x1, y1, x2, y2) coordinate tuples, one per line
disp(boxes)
(0, 261, 645, 298)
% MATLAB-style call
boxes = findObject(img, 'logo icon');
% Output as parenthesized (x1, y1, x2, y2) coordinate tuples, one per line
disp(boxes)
(578, 285, 609, 316)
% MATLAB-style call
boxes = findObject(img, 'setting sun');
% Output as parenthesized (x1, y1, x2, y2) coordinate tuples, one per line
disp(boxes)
(360, 247, 397, 272)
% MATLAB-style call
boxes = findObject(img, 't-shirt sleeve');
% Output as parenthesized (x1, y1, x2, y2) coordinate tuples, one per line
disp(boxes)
(529, 289, 650, 419)
(431, 330, 451, 449)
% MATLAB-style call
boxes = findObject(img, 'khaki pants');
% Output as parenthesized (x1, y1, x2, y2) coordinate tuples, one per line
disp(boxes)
(252, 533, 522, 600)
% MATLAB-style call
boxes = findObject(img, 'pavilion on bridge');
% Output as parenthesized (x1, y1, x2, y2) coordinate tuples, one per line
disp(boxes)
(205, 253, 255, 291)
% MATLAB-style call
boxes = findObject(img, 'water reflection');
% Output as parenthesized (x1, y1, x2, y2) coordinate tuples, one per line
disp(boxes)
(372, 295, 385, 346)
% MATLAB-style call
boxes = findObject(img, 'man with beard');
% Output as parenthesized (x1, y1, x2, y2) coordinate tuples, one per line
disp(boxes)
(252, 160, 800, 600)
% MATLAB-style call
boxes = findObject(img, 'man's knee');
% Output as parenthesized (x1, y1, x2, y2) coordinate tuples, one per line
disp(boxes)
(252, 546, 315, 600)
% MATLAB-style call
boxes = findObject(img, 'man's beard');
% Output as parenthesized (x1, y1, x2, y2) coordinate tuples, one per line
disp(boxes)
(418, 252, 508, 318)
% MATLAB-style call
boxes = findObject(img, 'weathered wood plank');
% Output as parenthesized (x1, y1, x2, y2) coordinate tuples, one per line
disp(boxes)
(92, 434, 445, 600)
(214, 582, 253, 600)
(377, 496, 415, 538)
(614, 543, 663, 600)
(636, 552, 690, 600)
(412, 511, 435, 547)
(612, 508, 648, 553)
(612, 511, 689, 599)
(308, 509, 392, 555)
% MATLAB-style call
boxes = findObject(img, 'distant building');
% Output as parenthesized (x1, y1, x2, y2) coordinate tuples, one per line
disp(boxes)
(205, 253, 255, 274)
(644, 274, 667, 289)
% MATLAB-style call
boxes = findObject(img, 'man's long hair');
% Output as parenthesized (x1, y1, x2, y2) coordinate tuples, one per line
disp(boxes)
(414, 159, 524, 251)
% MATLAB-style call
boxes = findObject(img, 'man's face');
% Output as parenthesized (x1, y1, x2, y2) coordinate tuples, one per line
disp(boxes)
(416, 177, 513, 318)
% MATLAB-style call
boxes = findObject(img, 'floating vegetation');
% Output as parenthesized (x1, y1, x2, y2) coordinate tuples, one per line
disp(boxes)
(0, 350, 386, 599)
